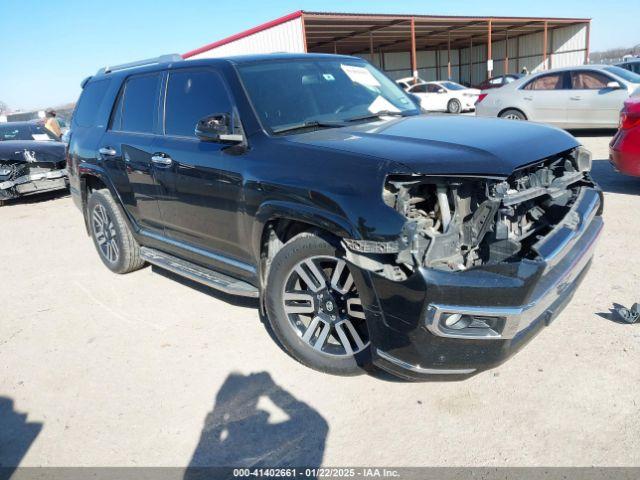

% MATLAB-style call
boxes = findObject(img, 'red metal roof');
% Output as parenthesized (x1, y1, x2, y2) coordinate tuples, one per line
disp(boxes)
(183, 10, 303, 58)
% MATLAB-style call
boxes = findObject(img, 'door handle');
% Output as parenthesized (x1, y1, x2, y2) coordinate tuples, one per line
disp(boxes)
(98, 147, 117, 156)
(523, 97, 533, 101)
(570, 96, 581, 101)
(151, 154, 173, 166)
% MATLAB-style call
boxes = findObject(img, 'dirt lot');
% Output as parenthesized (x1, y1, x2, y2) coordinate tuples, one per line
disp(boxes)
(1, 133, 639, 468)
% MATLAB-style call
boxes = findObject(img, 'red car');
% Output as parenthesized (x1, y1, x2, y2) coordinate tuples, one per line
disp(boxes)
(610, 97, 640, 176)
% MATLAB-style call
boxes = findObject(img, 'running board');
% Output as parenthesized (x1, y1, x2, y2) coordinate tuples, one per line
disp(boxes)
(140, 247, 259, 298)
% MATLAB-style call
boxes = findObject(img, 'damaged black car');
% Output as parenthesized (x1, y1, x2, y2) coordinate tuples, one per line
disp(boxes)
(69, 54, 603, 380)
(0, 121, 68, 205)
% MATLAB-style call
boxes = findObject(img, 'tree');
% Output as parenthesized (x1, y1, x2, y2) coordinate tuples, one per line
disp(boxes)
(0, 100, 8, 114)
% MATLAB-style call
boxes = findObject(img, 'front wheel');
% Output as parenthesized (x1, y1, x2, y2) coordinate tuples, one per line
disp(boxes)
(447, 98, 462, 114)
(265, 232, 371, 376)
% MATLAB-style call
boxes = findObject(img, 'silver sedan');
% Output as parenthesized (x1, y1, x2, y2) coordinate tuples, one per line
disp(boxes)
(476, 65, 640, 129)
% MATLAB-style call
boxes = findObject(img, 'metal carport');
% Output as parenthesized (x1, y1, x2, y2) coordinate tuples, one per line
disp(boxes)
(184, 11, 590, 85)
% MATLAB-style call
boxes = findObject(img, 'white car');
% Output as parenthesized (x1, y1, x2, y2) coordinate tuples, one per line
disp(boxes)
(475, 65, 640, 129)
(395, 76, 427, 90)
(405, 81, 480, 114)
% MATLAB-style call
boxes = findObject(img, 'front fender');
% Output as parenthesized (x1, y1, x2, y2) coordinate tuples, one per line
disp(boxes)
(251, 200, 359, 261)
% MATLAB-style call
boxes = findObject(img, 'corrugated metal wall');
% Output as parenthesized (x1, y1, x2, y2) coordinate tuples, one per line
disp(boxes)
(360, 24, 587, 85)
(188, 17, 305, 59)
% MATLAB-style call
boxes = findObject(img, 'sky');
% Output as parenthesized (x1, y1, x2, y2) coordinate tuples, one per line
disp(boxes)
(0, 0, 636, 111)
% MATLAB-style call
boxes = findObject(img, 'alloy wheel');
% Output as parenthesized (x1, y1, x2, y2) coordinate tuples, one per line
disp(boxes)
(91, 204, 120, 264)
(282, 256, 369, 357)
(503, 113, 522, 120)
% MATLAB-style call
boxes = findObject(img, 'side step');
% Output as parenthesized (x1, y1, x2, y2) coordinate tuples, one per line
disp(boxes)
(140, 247, 259, 298)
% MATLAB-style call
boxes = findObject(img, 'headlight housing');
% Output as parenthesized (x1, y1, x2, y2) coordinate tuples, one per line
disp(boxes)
(573, 146, 592, 172)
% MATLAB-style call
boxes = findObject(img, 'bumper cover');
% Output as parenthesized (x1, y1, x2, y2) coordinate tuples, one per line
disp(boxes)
(0, 168, 68, 199)
(357, 187, 603, 380)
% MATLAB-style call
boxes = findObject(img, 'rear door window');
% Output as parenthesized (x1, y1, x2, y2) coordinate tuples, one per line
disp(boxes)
(524, 73, 565, 90)
(164, 69, 232, 138)
(74, 79, 111, 127)
(116, 73, 161, 134)
(409, 84, 427, 93)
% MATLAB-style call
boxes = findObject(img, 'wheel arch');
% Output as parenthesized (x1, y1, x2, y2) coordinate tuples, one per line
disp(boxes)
(497, 106, 528, 120)
(78, 165, 129, 234)
(253, 201, 357, 286)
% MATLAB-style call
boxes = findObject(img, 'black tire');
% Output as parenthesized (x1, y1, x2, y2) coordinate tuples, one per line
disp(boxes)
(87, 188, 145, 274)
(447, 98, 462, 114)
(265, 232, 371, 376)
(499, 109, 527, 121)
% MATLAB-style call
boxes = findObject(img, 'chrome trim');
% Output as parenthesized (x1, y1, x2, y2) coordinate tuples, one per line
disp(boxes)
(139, 229, 256, 274)
(376, 349, 476, 375)
(426, 216, 602, 340)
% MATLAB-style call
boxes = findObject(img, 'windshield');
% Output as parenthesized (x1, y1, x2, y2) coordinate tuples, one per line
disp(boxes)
(605, 66, 640, 84)
(440, 81, 466, 91)
(0, 123, 58, 141)
(237, 58, 419, 133)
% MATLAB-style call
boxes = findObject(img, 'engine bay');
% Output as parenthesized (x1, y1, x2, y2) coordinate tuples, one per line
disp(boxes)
(364, 148, 599, 276)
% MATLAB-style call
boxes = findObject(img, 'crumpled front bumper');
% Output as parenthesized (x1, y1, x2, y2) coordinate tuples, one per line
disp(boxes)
(0, 168, 68, 200)
(352, 187, 603, 380)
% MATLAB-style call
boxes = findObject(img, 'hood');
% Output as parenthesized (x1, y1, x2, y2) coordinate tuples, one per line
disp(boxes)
(285, 116, 579, 177)
(0, 140, 66, 165)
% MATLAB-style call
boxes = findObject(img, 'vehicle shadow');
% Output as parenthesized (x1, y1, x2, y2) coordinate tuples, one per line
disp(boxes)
(590, 158, 640, 195)
(0, 397, 42, 477)
(152, 267, 259, 310)
(0, 188, 70, 207)
(184, 372, 328, 478)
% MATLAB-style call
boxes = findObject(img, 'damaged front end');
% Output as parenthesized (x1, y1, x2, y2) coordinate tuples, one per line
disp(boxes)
(343, 146, 602, 373)
(345, 146, 600, 279)
(0, 148, 68, 202)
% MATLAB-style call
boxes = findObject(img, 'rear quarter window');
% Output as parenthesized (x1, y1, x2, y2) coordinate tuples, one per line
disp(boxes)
(73, 79, 112, 127)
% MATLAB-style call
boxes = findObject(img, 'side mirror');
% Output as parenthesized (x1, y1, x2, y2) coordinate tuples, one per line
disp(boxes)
(438, 88, 446, 93)
(195, 113, 243, 143)
(607, 81, 622, 89)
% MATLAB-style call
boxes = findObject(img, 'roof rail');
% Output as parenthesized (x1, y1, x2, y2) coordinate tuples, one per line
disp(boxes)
(96, 54, 183, 75)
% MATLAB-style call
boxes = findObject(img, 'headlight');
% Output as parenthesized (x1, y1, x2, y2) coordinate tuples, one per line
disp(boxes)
(343, 238, 400, 254)
(574, 146, 592, 172)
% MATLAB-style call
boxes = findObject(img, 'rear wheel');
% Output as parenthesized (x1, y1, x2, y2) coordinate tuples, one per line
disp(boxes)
(87, 188, 145, 274)
(499, 109, 527, 121)
(265, 232, 371, 375)
(447, 98, 462, 114)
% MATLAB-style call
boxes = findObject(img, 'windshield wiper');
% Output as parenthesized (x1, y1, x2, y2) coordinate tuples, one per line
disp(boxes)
(344, 110, 409, 123)
(272, 120, 345, 135)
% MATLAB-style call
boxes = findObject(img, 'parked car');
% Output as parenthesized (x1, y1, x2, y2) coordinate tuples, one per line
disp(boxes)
(610, 97, 640, 176)
(395, 76, 427, 90)
(69, 53, 602, 379)
(406, 81, 480, 113)
(617, 58, 640, 75)
(477, 74, 523, 90)
(476, 65, 640, 128)
(0, 121, 68, 204)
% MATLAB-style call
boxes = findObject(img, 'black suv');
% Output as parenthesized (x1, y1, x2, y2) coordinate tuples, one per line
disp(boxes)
(68, 53, 603, 380)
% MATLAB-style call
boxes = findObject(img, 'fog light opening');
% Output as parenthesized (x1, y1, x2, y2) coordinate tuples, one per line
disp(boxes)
(442, 313, 472, 330)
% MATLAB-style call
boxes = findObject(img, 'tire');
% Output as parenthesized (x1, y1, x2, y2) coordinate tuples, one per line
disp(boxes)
(447, 98, 462, 114)
(87, 188, 145, 274)
(265, 232, 371, 376)
(499, 109, 527, 121)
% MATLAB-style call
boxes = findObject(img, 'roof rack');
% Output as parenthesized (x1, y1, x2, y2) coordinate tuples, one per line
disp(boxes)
(96, 54, 183, 75)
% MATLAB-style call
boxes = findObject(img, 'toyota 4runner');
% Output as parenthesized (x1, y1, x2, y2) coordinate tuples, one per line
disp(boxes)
(68, 53, 603, 380)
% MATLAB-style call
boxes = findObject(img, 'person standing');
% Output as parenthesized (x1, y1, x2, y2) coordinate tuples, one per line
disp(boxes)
(44, 109, 62, 138)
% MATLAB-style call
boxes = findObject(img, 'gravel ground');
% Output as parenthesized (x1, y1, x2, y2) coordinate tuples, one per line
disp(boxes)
(0, 133, 638, 468)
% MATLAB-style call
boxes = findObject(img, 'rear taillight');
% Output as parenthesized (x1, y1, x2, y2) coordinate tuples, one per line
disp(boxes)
(476, 93, 488, 104)
(620, 110, 640, 130)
